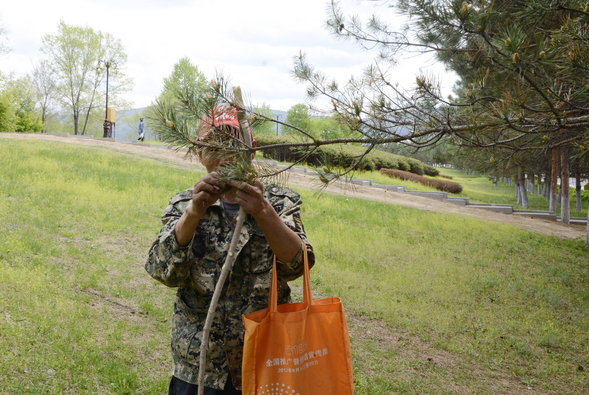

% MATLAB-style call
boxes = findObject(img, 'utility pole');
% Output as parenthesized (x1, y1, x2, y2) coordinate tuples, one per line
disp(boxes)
(97, 60, 117, 138)
(274, 114, 283, 136)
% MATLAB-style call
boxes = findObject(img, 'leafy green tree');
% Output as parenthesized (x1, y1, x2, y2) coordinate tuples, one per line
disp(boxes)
(161, 57, 208, 102)
(284, 103, 312, 135)
(0, 74, 43, 133)
(309, 115, 360, 140)
(250, 103, 275, 137)
(0, 81, 17, 133)
(146, 57, 208, 136)
(12, 76, 43, 133)
(40, 21, 132, 135)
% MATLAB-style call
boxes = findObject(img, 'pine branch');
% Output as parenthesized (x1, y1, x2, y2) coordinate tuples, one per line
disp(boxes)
(196, 87, 252, 395)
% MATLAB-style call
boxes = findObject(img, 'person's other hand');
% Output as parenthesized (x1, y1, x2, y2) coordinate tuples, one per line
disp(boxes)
(190, 172, 225, 217)
(227, 179, 268, 217)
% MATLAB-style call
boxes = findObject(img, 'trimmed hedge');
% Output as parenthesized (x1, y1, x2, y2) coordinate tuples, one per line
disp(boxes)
(380, 168, 463, 194)
(256, 135, 439, 177)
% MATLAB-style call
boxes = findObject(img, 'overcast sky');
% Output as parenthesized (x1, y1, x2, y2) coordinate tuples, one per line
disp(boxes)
(0, 0, 456, 112)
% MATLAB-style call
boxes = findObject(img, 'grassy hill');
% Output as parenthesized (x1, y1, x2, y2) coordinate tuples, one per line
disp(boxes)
(1, 138, 588, 394)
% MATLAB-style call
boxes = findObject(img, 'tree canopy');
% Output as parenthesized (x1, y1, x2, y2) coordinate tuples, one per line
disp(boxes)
(160, 57, 208, 104)
(250, 103, 276, 137)
(284, 103, 312, 135)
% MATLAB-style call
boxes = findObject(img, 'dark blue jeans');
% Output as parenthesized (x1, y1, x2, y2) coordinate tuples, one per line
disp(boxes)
(168, 376, 241, 395)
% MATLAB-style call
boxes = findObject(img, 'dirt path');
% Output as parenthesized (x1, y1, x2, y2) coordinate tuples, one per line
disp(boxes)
(3, 132, 586, 240)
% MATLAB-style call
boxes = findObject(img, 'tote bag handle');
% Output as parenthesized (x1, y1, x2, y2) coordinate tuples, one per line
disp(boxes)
(269, 243, 312, 313)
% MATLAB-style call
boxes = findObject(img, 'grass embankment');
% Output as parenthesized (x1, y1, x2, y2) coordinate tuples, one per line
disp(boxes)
(355, 167, 589, 218)
(1, 138, 588, 394)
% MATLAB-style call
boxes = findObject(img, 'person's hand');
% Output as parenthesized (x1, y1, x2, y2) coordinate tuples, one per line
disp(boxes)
(189, 172, 225, 218)
(227, 179, 269, 217)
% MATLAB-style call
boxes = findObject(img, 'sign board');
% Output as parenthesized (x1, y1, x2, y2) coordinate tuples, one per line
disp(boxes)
(107, 108, 116, 122)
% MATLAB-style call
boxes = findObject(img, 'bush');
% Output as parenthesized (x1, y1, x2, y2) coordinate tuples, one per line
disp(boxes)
(256, 135, 433, 176)
(360, 158, 376, 172)
(380, 168, 463, 194)
(438, 174, 453, 180)
(423, 164, 440, 177)
(404, 157, 425, 175)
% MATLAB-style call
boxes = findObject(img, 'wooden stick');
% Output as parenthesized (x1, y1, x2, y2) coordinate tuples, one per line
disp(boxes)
(197, 87, 253, 395)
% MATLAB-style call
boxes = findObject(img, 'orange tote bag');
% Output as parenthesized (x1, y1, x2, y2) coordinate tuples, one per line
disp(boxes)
(242, 244, 354, 395)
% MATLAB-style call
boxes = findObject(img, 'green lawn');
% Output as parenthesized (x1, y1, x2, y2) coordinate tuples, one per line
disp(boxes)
(1, 138, 588, 394)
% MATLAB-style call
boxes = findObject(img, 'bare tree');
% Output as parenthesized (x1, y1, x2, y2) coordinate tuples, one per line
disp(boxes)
(32, 60, 58, 133)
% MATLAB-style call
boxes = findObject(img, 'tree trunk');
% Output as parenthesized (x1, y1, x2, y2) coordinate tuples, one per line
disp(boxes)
(561, 148, 570, 225)
(73, 112, 79, 135)
(544, 173, 551, 200)
(575, 160, 582, 213)
(529, 174, 535, 195)
(537, 174, 542, 196)
(81, 103, 94, 136)
(516, 177, 522, 206)
(518, 167, 529, 209)
(525, 176, 529, 192)
(550, 148, 559, 212)
(586, 206, 589, 248)
(41, 107, 48, 133)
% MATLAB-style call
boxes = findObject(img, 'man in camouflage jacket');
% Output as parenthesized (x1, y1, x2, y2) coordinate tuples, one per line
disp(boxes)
(145, 105, 314, 394)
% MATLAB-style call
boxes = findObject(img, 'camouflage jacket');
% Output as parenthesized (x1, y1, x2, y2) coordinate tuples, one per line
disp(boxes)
(145, 183, 314, 390)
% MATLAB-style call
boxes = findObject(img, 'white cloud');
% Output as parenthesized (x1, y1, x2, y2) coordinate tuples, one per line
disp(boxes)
(0, 0, 456, 112)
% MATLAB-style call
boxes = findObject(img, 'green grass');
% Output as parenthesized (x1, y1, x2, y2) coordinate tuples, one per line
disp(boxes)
(294, 192, 589, 393)
(0, 139, 195, 394)
(355, 167, 589, 218)
(1, 138, 589, 394)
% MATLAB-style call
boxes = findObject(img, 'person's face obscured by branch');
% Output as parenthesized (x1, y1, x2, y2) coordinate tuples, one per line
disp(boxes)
(199, 125, 257, 174)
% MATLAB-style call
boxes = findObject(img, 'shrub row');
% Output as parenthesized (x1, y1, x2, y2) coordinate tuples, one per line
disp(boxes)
(438, 174, 453, 180)
(256, 135, 439, 177)
(380, 168, 463, 194)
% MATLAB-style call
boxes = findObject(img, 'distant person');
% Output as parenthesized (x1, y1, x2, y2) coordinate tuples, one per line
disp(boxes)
(138, 118, 146, 142)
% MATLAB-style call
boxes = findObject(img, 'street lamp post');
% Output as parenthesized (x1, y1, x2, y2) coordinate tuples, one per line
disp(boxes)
(97, 60, 117, 138)
(274, 114, 283, 136)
